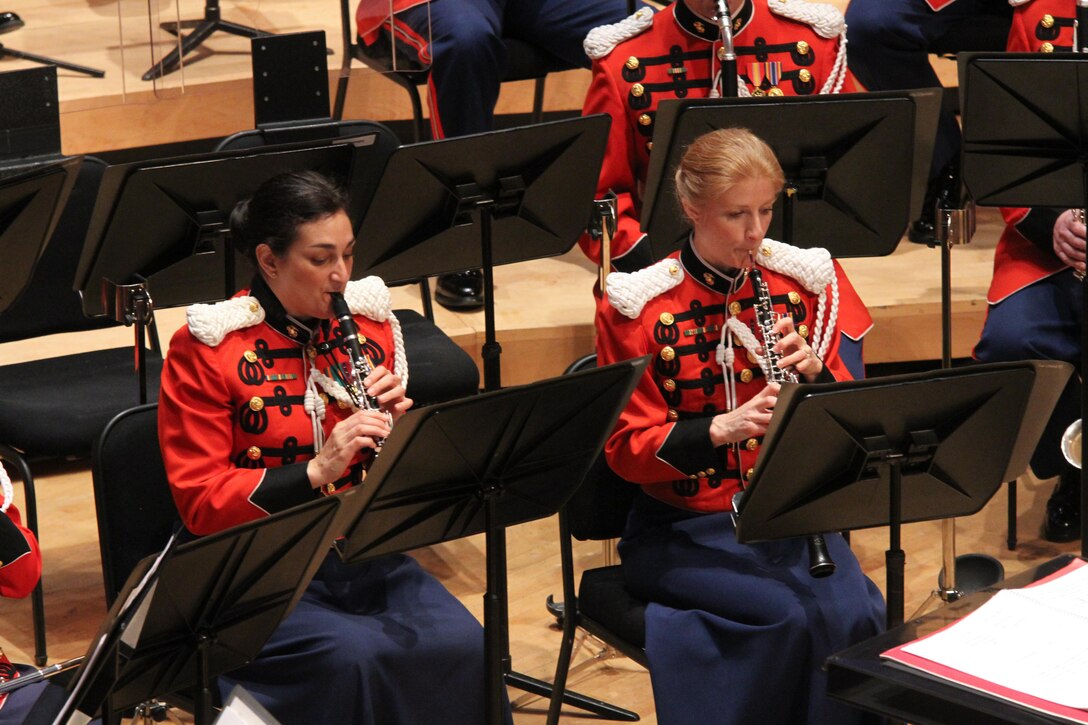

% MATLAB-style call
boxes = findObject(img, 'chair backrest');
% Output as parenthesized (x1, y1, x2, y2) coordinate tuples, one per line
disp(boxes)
(92, 403, 180, 607)
(0, 156, 116, 343)
(563, 354, 640, 541)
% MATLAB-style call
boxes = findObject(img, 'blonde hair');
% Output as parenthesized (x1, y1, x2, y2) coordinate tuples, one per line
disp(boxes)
(674, 128, 786, 215)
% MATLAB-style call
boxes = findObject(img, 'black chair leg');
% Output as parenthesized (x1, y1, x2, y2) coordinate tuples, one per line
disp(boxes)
(1007, 479, 1017, 550)
(531, 77, 546, 125)
(0, 445, 47, 665)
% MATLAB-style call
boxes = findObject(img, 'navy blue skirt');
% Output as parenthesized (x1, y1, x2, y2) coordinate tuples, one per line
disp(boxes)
(620, 493, 885, 725)
(220, 551, 510, 725)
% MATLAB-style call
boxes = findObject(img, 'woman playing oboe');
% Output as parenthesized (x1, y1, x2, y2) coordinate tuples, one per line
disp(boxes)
(595, 128, 884, 724)
(158, 170, 508, 724)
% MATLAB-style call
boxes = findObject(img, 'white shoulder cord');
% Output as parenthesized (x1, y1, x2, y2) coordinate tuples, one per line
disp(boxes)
(0, 462, 12, 513)
(303, 356, 328, 454)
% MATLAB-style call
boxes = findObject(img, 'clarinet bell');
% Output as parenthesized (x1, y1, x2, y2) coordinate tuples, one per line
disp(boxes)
(807, 534, 836, 578)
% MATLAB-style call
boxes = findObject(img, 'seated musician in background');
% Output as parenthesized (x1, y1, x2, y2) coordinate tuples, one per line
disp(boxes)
(975, 0, 1085, 543)
(596, 128, 884, 723)
(580, 0, 873, 379)
(0, 462, 46, 723)
(158, 171, 509, 724)
(354, 0, 643, 311)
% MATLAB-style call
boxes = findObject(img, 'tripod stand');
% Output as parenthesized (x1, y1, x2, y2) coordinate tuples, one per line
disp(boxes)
(142, 0, 274, 81)
(0, 12, 104, 77)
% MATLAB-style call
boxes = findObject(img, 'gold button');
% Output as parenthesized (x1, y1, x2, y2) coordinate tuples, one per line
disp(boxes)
(286, 325, 299, 338)
(717, 47, 727, 61)
(1042, 42, 1055, 53)
(740, 369, 753, 383)
(647, 141, 654, 152)
(1042, 14, 1055, 28)
(248, 300, 260, 313)
(745, 467, 754, 480)
(788, 291, 801, 304)
(729, 301, 742, 315)
(693, 20, 705, 33)
(668, 264, 680, 276)
(639, 113, 652, 126)
(660, 312, 675, 326)
(667, 409, 679, 421)
(243, 350, 258, 363)
(697, 470, 706, 478)
(798, 324, 809, 339)
(631, 83, 645, 97)
(246, 446, 261, 460)
(307, 346, 317, 359)
(798, 68, 811, 83)
(746, 438, 759, 451)
(320, 393, 329, 405)
(706, 468, 716, 475)
(768, 87, 785, 97)
(337, 399, 349, 409)
(703, 272, 716, 286)
(689, 474, 698, 480)
(248, 397, 264, 412)
(663, 378, 677, 392)
(625, 55, 640, 70)
(359, 335, 366, 344)
(660, 346, 676, 361)
(796, 40, 810, 55)
(747, 350, 759, 364)
(761, 247, 772, 257)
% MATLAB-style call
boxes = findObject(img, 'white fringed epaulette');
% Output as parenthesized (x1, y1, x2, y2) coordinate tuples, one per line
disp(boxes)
(343, 276, 393, 322)
(768, 0, 845, 39)
(342, 276, 408, 389)
(584, 7, 655, 60)
(187, 296, 265, 347)
(606, 258, 684, 319)
(755, 239, 834, 292)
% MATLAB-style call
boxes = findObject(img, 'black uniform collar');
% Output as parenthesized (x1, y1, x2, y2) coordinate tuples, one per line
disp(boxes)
(681, 237, 749, 294)
(249, 274, 328, 346)
(674, 0, 754, 43)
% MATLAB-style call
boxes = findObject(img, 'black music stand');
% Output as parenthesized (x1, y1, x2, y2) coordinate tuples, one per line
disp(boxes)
(142, 0, 275, 81)
(352, 115, 610, 392)
(960, 52, 1088, 557)
(39, 495, 342, 725)
(0, 156, 81, 312)
(735, 360, 1071, 628)
(72, 132, 392, 401)
(335, 358, 647, 725)
(0, 14, 104, 78)
(640, 90, 941, 260)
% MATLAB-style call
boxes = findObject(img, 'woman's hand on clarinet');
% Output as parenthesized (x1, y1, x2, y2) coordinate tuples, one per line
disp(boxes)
(306, 410, 391, 489)
(770, 316, 823, 382)
(1053, 209, 1087, 277)
(363, 365, 413, 422)
(709, 383, 779, 446)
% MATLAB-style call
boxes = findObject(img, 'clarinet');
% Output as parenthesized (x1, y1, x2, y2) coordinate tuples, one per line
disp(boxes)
(747, 268, 836, 578)
(714, 0, 738, 97)
(329, 292, 385, 451)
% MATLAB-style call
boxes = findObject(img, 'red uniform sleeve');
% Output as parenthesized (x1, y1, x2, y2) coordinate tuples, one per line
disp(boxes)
(158, 327, 309, 536)
(0, 504, 41, 599)
(579, 58, 653, 272)
(596, 302, 717, 484)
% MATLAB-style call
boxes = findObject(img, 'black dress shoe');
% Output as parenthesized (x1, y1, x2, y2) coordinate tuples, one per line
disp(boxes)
(1043, 467, 1081, 543)
(435, 270, 484, 310)
(908, 161, 960, 247)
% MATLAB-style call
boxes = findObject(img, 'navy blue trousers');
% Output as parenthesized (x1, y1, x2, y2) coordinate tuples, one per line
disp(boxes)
(976, 270, 1083, 479)
(388, 0, 638, 138)
(620, 494, 885, 725)
(220, 551, 510, 725)
(845, 0, 1011, 179)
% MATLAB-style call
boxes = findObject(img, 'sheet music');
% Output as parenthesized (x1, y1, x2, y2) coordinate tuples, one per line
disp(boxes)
(897, 562, 1088, 710)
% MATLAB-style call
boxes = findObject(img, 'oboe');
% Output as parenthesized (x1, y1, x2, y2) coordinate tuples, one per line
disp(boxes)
(713, 0, 738, 97)
(329, 292, 386, 452)
(747, 267, 836, 578)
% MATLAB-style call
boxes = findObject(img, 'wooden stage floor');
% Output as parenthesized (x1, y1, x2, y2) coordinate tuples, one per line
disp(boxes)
(1, 1, 1076, 721)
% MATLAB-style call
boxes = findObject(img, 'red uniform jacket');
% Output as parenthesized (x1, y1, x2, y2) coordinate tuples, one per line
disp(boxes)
(0, 504, 40, 599)
(597, 238, 849, 512)
(987, 0, 1076, 303)
(580, 0, 855, 272)
(159, 276, 403, 536)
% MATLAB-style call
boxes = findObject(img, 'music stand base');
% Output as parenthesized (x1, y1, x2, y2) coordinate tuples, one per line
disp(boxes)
(505, 671, 638, 722)
(0, 45, 105, 77)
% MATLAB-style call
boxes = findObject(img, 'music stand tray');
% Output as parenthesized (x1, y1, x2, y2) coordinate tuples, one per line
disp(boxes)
(735, 360, 1071, 627)
(0, 155, 81, 314)
(50, 495, 342, 725)
(335, 358, 647, 725)
(640, 91, 941, 260)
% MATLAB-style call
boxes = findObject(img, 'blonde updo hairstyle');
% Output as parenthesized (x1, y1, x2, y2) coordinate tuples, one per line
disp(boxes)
(674, 127, 785, 221)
